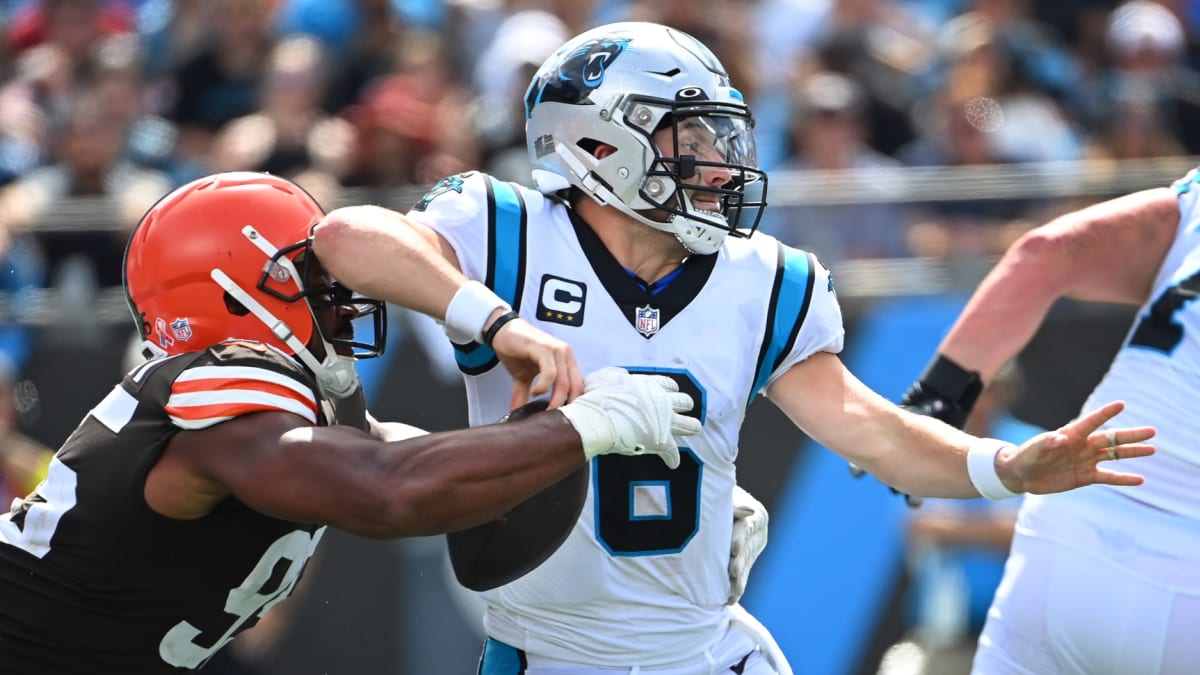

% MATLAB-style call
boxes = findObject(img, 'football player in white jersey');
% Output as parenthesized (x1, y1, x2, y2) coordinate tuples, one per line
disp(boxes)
(312, 21, 1157, 675)
(903, 168, 1200, 674)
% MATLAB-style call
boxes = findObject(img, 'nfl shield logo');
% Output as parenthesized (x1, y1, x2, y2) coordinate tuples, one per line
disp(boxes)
(635, 305, 660, 337)
(170, 318, 193, 342)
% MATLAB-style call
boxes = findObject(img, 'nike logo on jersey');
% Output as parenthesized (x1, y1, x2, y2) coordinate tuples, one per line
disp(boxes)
(537, 274, 586, 326)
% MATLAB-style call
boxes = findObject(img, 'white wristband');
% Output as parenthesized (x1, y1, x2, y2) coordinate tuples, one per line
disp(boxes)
(444, 280, 509, 344)
(967, 439, 1023, 500)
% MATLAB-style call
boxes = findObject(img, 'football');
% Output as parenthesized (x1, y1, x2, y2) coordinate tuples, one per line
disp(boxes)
(446, 399, 589, 591)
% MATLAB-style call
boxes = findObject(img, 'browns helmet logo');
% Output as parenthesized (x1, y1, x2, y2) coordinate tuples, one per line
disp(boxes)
(524, 36, 631, 118)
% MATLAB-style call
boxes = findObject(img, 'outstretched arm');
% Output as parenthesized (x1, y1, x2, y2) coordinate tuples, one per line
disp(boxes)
(939, 188, 1179, 381)
(767, 352, 1154, 499)
(146, 369, 699, 537)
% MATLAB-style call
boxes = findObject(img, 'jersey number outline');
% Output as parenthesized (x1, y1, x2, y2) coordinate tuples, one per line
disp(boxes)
(1129, 270, 1200, 354)
(0, 457, 77, 558)
(593, 368, 705, 556)
(159, 528, 324, 668)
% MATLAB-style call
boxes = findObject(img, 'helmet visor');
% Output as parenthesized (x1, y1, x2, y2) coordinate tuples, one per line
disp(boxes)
(636, 102, 769, 236)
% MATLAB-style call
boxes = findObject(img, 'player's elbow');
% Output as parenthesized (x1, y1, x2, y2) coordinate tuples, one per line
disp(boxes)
(1007, 227, 1074, 291)
(348, 474, 469, 539)
(310, 211, 366, 283)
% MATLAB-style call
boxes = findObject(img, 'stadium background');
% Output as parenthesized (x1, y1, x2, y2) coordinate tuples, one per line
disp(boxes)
(1, 0, 1198, 673)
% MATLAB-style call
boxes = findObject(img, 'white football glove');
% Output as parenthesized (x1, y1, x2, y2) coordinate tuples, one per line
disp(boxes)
(558, 367, 701, 469)
(728, 484, 768, 605)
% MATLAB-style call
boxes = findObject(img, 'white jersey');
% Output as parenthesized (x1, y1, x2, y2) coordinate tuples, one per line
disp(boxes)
(1025, 167, 1200, 544)
(408, 172, 844, 667)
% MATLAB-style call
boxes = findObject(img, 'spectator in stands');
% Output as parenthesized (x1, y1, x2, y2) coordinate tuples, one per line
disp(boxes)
(5, 0, 137, 147)
(763, 70, 910, 262)
(164, 0, 276, 173)
(924, 10, 1084, 165)
(0, 91, 171, 288)
(210, 34, 356, 182)
(469, 9, 567, 183)
(897, 64, 1035, 258)
(809, 0, 934, 157)
(0, 68, 49, 186)
(1078, 0, 1200, 159)
(342, 31, 477, 190)
(5, 0, 133, 69)
(298, 0, 408, 116)
(135, 0, 211, 80)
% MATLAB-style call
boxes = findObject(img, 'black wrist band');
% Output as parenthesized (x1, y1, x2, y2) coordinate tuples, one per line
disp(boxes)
(482, 310, 521, 348)
(920, 353, 983, 403)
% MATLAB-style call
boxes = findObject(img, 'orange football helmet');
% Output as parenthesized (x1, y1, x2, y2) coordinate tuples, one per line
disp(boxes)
(123, 172, 386, 396)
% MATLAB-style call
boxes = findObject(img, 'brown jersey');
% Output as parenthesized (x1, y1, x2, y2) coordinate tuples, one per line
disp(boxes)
(0, 341, 342, 673)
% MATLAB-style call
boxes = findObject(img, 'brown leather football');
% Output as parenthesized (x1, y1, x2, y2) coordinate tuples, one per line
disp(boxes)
(446, 399, 589, 591)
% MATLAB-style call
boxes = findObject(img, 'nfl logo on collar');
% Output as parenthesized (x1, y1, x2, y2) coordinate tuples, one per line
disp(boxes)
(635, 305, 660, 338)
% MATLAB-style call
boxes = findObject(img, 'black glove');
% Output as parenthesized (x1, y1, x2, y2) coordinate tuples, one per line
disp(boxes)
(900, 354, 984, 430)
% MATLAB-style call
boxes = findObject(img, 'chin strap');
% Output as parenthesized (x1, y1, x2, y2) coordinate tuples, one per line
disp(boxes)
(210, 269, 359, 398)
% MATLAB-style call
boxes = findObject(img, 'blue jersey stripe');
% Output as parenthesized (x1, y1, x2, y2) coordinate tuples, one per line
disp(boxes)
(454, 177, 527, 373)
(488, 178, 527, 309)
(748, 244, 814, 402)
(478, 638, 526, 674)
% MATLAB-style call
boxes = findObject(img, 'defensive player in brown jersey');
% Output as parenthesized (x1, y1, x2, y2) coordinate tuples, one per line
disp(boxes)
(0, 172, 700, 673)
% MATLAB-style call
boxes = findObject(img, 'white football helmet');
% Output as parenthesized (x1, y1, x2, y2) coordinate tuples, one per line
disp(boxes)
(524, 22, 767, 255)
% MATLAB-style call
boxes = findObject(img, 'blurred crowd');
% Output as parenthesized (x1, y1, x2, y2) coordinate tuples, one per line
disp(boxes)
(0, 3, 1195, 672)
(0, 0, 1197, 294)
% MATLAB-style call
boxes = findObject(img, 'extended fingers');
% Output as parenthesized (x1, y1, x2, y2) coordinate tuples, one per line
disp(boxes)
(1094, 442, 1156, 464)
(1064, 400, 1127, 436)
(1086, 426, 1157, 450)
(1092, 468, 1147, 487)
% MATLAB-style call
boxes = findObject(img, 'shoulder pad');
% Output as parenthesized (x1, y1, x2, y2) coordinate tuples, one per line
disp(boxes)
(164, 341, 322, 430)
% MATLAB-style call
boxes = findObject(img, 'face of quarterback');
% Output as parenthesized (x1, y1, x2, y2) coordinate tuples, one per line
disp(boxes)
(657, 114, 739, 216)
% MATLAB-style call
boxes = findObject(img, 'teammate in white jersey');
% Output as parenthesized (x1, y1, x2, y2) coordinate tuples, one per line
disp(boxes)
(312, 21, 1156, 675)
(903, 168, 1200, 674)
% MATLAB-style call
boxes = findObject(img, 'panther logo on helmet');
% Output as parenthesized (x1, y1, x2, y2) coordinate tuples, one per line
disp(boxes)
(524, 36, 631, 117)
(523, 22, 768, 256)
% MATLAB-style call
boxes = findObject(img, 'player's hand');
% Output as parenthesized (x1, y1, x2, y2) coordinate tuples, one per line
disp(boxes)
(488, 315, 585, 410)
(900, 354, 984, 429)
(997, 400, 1155, 494)
(728, 485, 768, 605)
(558, 367, 701, 469)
